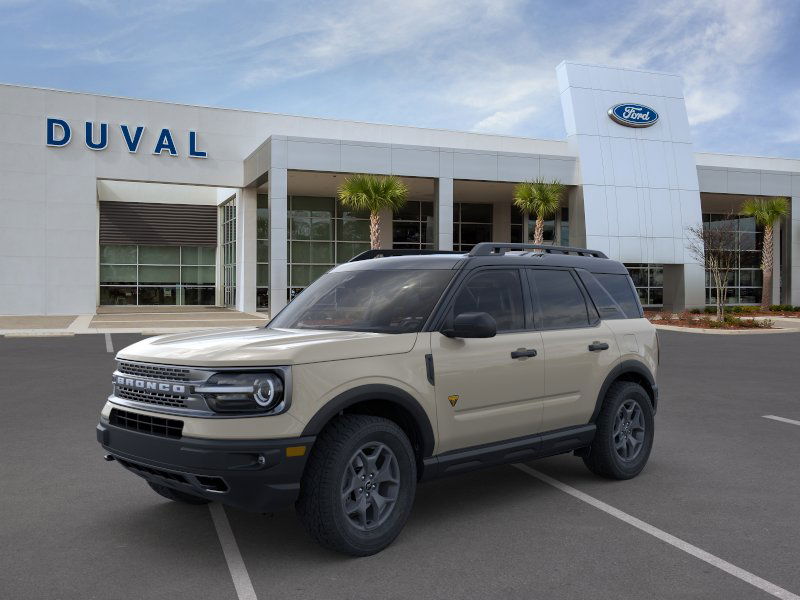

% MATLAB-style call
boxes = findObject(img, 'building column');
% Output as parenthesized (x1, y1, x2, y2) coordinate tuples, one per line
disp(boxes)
(378, 207, 393, 248)
(268, 168, 288, 317)
(663, 263, 705, 313)
(492, 201, 510, 243)
(235, 188, 257, 313)
(791, 196, 800, 305)
(435, 178, 453, 250)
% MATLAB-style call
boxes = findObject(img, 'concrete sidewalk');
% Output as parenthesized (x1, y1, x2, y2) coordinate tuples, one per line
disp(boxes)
(0, 307, 269, 337)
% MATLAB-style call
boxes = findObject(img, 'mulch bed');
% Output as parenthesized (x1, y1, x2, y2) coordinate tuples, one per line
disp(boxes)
(643, 311, 775, 330)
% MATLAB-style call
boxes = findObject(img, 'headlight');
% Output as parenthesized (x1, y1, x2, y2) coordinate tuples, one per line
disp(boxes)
(197, 372, 286, 415)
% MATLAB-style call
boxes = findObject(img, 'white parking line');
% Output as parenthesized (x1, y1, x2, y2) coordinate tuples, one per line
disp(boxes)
(104, 333, 114, 353)
(514, 464, 800, 600)
(209, 503, 258, 600)
(763, 415, 800, 427)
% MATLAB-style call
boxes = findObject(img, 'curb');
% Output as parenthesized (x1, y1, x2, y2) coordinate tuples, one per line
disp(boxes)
(653, 324, 798, 335)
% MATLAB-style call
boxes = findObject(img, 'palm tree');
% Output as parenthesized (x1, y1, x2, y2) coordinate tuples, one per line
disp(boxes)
(513, 178, 565, 245)
(740, 196, 789, 308)
(338, 174, 409, 249)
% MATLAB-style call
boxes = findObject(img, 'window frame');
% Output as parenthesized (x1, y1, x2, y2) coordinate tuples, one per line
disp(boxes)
(524, 266, 600, 331)
(434, 266, 532, 334)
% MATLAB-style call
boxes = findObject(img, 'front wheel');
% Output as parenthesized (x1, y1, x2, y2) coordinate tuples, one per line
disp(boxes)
(582, 381, 654, 480)
(296, 414, 417, 556)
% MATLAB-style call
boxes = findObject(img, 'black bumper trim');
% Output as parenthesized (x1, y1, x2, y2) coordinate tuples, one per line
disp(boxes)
(97, 421, 315, 512)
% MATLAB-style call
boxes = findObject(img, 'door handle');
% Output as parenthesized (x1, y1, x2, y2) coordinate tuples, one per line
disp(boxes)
(511, 348, 538, 359)
(588, 341, 610, 352)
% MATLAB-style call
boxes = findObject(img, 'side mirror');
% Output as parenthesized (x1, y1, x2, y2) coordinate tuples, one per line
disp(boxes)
(442, 312, 497, 338)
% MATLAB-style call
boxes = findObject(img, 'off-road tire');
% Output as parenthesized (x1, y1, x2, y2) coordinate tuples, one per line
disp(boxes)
(582, 381, 654, 480)
(296, 414, 417, 556)
(148, 482, 211, 505)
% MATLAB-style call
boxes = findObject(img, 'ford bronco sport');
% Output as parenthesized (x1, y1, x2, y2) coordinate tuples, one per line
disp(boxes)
(97, 242, 658, 556)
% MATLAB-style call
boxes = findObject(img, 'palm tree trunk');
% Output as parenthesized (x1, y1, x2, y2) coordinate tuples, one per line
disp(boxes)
(369, 211, 381, 250)
(533, 216, 544, 245)
(761, 223, 774, 308)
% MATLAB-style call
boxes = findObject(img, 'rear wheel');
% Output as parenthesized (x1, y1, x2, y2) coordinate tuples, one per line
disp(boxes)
(296, 414, 417, 556)
(148, 482, 210, 505)
(583, 381, 654, 480)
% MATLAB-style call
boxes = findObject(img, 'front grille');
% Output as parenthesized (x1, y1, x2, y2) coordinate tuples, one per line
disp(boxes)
(109, 408, 183, 439)
(116, 457, 189, 484)
(115, 387, 187, 408)
(118, 361, 191, 382)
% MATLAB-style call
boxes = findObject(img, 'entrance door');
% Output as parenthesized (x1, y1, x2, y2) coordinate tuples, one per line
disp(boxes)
(432, 268, 545, 453)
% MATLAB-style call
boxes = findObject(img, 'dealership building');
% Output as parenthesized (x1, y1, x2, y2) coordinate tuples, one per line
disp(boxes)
(2, 61, 799, 317)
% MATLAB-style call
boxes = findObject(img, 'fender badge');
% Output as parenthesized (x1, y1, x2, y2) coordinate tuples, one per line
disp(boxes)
(448, 394, 459, 407)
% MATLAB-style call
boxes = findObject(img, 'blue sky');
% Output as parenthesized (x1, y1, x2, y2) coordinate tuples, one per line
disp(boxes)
(2, 0, 798, 156)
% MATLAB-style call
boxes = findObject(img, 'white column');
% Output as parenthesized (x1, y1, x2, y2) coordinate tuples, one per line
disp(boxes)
(791, 196, 800, 305)
(492, 200, 510, 243)
(378, 207, 393, 248)
(435, 178, 453, 250)
(269, 168, 288, 316)
(235, 188, 257, 313)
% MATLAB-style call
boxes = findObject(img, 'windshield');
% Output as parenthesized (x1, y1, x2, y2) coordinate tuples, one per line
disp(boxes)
(269, 269, 455, 333)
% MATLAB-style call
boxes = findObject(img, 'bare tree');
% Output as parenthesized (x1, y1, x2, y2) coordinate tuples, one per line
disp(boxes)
(686, 215, 738, 320)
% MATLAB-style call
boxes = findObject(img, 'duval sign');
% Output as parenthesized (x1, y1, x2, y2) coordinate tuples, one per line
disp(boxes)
(45, 117, 207, 157)
(608, 103, 659, 128)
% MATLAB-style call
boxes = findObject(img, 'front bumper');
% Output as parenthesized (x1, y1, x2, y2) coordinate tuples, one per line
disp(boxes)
(97, 420, 315, 512)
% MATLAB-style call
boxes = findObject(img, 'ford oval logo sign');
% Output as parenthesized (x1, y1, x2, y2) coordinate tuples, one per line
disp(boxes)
(608, 103, 659, 128)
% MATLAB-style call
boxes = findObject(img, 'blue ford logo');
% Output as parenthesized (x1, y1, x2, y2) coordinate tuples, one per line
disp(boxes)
(608, 103, 659, 128)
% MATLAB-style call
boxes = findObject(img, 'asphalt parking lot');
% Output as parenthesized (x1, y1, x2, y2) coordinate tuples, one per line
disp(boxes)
(1, 330, 799, 600)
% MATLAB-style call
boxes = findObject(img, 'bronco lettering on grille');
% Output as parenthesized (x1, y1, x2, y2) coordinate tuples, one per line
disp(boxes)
(115, 376, 186, 394)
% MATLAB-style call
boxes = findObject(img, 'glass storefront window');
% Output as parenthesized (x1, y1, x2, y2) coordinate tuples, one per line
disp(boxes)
(454, 203, 492, 251)
(99, 245, 216, 306)
(702, 213, 765, 305)
(256, 194, 269, 310)
(221, 199, 236, 307)
(393, 200, 434, 249)
(287, 196, 370, 299)
(512, 205, 569, 245)
(625, 263, 664, 308)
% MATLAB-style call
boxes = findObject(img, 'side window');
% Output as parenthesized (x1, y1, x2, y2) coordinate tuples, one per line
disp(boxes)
(594, 273, 643, 318)
(528, 269, 590, 329)
(450, 269, 525, 332)
(576, 270, 626, 320)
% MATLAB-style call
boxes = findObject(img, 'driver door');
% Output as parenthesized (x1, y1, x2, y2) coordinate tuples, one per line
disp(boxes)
(431, 267, 545, 453)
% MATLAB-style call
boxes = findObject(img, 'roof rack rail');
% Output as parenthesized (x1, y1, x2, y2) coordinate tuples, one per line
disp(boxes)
(348, 249, 464, 262)
(468, 242, 608, 259)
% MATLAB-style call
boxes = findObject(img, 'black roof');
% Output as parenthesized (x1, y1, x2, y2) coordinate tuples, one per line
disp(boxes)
(338, 243, 629, 275)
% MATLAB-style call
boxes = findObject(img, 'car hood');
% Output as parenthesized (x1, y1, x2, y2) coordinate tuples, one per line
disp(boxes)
(115, 327, 419, 367)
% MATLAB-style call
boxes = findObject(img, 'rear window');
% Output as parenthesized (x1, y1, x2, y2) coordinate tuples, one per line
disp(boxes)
(593, 273, 643, 318)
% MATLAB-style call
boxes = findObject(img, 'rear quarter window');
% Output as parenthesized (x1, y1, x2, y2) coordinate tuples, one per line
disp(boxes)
(592, 273, 643, 319)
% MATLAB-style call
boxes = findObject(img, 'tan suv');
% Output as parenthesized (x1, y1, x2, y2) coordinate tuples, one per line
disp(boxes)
(97, 243, 658, 556)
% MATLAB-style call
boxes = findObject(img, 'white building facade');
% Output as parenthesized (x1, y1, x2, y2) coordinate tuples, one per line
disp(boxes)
(1, 61, 799, 317)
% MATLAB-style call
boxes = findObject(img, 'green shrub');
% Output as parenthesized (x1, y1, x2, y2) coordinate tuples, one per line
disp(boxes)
(690, 308, 701, 314)
(704, 306, 715, 314)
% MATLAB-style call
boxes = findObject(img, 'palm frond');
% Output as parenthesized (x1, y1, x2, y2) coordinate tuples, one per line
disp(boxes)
(741, 196, 789, 226)
(338, 174, 408, 214)
(513, 177, 564, 219)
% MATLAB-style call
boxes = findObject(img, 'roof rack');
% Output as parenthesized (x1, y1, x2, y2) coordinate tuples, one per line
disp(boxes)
(468, 242, 608, 259)
(348, 249, 464, 262)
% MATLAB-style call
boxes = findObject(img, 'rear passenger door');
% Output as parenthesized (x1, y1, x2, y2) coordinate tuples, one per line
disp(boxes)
(431, 268, 545, 453)
(526, 268, 620, 432)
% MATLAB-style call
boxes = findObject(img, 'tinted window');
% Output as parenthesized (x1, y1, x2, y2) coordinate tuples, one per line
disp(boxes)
(269, 269, 454, 333)
(529, 269, 590, 329)
(577, 270, 625, 320)
(450, 269, 524, 332)
(594, 273, 643, 318)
